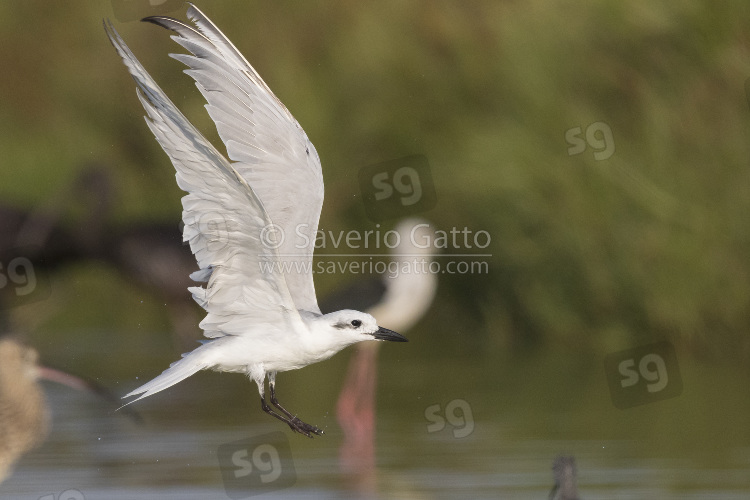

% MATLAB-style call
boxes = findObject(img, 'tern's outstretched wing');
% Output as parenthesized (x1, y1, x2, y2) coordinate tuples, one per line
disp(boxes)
(141, 3, 324, 315)
(105, 21, 304, 338)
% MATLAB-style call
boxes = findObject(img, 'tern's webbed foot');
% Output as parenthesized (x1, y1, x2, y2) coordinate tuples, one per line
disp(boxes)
(266, 385, 324, 437)
(287, 417, 324, 438)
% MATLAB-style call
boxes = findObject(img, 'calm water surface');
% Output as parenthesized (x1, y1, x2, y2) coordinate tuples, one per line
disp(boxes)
(2, 332, 749, 499)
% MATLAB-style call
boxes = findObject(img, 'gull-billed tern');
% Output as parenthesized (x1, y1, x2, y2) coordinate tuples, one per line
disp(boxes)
(105, 3, 407, 438)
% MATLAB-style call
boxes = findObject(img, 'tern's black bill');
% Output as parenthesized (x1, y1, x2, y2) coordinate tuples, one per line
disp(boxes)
(373, 326, 408, 342)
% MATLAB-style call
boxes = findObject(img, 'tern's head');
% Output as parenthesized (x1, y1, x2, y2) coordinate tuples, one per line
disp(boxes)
(319, 310, 408, 345)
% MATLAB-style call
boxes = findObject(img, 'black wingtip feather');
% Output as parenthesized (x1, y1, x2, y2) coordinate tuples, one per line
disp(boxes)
(141, 15, 180, 30)
(141, 14, 208, 42)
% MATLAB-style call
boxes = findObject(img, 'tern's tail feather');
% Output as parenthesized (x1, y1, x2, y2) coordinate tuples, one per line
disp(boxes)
(120, 347, 211, 408)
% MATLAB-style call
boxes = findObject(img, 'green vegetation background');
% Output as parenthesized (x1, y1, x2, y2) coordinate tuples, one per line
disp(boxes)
(2, 0, 750, 375)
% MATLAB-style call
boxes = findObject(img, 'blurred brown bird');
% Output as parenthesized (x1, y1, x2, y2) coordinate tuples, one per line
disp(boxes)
(0, 336, 49, 483)
(0, 332, 142, 484)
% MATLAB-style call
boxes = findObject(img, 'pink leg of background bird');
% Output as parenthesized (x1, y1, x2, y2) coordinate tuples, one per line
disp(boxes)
(336, 342, 380, 493)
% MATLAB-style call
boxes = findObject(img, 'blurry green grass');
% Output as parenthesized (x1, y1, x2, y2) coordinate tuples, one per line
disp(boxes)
(2, 0, 750, 363)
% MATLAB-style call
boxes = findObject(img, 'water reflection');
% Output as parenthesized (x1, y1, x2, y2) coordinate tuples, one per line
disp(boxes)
(549, 455, 578, 500)
(1, 358, 750, 499)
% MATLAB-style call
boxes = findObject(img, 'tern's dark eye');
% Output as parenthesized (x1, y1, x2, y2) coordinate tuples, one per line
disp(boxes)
(351, 319, 362, 328)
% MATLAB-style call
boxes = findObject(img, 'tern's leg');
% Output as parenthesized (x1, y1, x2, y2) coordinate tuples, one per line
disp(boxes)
(253, 370, 321, 438)
(251, 369, 308, 436)
(268, 372, 324, 437)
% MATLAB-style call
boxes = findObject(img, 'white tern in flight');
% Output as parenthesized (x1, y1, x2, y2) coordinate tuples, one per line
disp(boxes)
(105, 3, 407, 438)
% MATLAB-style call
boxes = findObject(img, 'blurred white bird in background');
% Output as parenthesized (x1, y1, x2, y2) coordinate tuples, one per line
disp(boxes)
(329, 219, 437, 492)
(105, 4, 407, 438)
